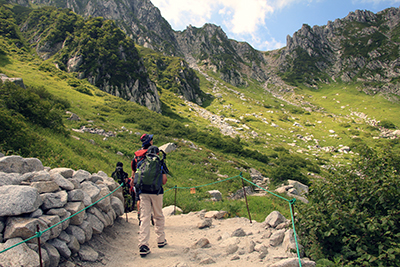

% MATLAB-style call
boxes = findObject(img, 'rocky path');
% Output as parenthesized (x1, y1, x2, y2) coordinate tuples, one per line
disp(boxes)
(67, 210, 315, 267)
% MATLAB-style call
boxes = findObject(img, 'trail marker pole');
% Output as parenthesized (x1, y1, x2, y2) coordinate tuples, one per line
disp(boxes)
(36, 225, 43, 267)
(240, 174, 252, 223)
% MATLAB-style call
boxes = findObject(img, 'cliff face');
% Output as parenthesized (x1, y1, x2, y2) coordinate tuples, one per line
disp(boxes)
(18, 7, 162, 113)
(279, 8, 400, 94)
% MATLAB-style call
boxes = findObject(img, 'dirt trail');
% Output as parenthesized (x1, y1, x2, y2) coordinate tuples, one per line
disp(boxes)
(67, 210, 292, 267)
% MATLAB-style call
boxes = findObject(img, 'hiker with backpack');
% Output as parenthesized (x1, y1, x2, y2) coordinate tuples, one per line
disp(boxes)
(111, 162, 135, 212)
(131, 133, 154, 223)
(131, 134, 169, 257)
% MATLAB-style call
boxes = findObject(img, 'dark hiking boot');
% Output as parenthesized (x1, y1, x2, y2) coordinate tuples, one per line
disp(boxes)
(151, 214, 154, 226)
(137, 212, 141, 226)
(139, 245, 150, 257)
(158, 240, 167, 248)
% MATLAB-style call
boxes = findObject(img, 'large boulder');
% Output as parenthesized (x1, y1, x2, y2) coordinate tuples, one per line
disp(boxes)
(0, 156, 43, 174)
(0, 238, 40, 267)
(3, 217, 51, 243)
(265, 211, 287, 228)
(40, 191, 68, 210)
(0, 185, 42, 216)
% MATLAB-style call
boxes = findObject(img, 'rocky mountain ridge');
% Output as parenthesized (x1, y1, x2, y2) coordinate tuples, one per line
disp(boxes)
(9, 0, 400, 99)
(279, 8, 400, 93)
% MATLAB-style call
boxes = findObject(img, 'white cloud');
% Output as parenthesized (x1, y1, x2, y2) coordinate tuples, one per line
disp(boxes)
(151, 0, 290, 34)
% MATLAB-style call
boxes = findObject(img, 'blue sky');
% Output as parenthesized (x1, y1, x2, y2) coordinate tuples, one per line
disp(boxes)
(150, 0, 400, 51)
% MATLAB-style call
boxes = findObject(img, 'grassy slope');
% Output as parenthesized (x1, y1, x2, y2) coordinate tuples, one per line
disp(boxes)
(2, 24, 400, 221)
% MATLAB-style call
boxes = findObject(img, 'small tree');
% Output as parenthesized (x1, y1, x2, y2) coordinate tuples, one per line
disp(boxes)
(296, 144, 400, 266)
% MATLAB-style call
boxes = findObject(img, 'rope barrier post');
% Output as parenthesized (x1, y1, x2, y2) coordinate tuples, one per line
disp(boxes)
(174, 185, 178, 215)
(36, 225, 43, 267)
(289, 198, 302, 267)
(240, 173, 252, 224)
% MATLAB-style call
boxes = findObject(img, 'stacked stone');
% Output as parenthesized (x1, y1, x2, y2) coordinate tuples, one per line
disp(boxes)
(0, 155, 125, 267)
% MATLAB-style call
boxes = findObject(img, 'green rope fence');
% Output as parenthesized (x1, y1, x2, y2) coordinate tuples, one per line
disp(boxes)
(0, 182, 123, 255)
(1, 173, 303, 267)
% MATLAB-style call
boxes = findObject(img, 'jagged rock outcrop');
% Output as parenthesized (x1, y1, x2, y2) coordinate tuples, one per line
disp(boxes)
(0, 155, 124, 266)
(175, 24, 268, 86)
(0, 74, 26, 89)
(279, 7, 400, 95)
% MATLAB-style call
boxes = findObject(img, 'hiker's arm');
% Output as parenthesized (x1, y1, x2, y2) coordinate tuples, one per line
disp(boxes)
(162, 173, 167, 185)
(130, 160, 136, 178)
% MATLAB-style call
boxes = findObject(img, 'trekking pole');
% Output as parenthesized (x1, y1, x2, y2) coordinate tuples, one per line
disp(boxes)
(36, 225, 43, 267)
(240, 173, 252, 223)
(174, 185, 177, 215)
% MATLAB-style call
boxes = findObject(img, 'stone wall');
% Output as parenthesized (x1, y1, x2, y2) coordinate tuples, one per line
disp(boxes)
(0, 155, 125, 267)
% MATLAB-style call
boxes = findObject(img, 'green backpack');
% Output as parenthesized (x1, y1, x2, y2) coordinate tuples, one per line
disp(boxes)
(134, 147, 163, 193)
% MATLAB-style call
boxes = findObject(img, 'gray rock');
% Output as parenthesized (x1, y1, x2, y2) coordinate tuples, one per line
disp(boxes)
(51, 173, 75, 190)
(162, 205, 183, 216)
(270, 229, 286, 247)
(0, 172, 23, 186)
(81, 181, 101, 203)
(40, 191, 68, 210)
(110, 196, 124, 217)
(58, 231, 71, 243)
(265, 211, 287, 228)
(88, 207, 108, 227)
(226, 244, 239, 255)
(46, 208, 67, 217)
(198, 218, 212, 229)
(49, 168, 74, 178)
(283, 229, 304, 257)
(79, 245, 99, 262)
(67, 189, 85, 202)
(192, 237, 210, 249)
(64, 201, 85, 225)
(107, 207, 117, 223)
(4, 217, 50, 243)
(288, 180, 309, 195)
(29, 209, 43, 218)
(87, 213, 104, 234)
(199, 257, 215, 265)
(66, 225, 86, 244)
(39, 215, 62, 239)
(243, 238, 256, 253)
(158, 143, 177, 153)
(30, 181, 59, 193)
(69, 178, 81, 189)
(26, 170, 51, 182)
(0, 185, 42, 216)
(47, 238, 71, 259)
(89, 174, 103, 184)
(207, 190, 222, 201)
(82, 191, 92, 207)
(72, 169, 91, 183)
(269, 258, 316, 267)
(67, 234, 80, 254)
(78, 221, 93, 242)
(231, 228, 246, 237)
(95, 184, 112, 212)
(0, 156, 43, 174)
(43, 243, 60, 267)
(60, 211, 71, 230)
(0, 238, 40, 267)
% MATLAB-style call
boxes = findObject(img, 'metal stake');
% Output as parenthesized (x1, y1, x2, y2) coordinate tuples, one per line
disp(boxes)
(241, 176, 252, 223)
(36, 225, 43, 267)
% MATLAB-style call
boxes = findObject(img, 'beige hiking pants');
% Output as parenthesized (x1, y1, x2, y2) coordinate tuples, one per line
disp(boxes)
(138, 193, 165, 247)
